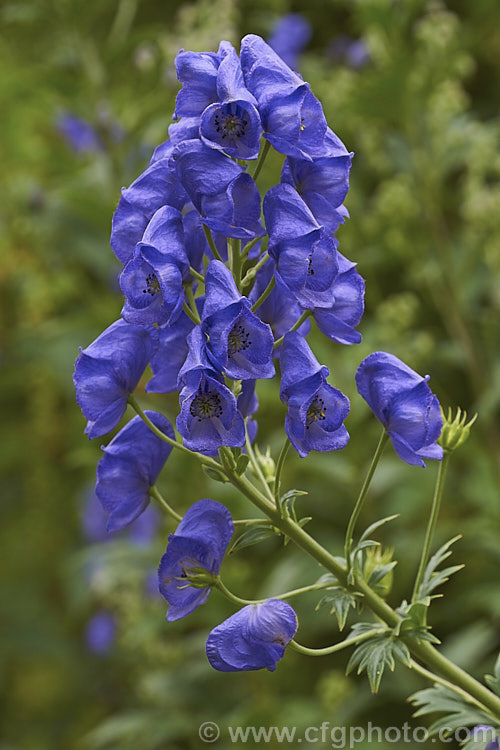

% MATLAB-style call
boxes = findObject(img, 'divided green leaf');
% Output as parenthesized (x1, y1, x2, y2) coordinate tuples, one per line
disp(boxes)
(409, 684, 495, 738)
(346, 634, 410, 693)
(415, 535, 464, 600)
(316, 587, 360, 631)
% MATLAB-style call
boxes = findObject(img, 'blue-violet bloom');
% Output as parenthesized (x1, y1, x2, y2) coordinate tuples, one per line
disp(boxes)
(172, 139, 265, 240)
(176, 327, 246, 453)
(202, 260, 275, 380)
(120, 206, 188, 326)
(206, 599, 298, 672)
(110, 158, 187, 264)
(73, 319, 158, 439)
(281, 151, 352, 233)
(95, 412, 174, 531)
(240, 34, 328, 160)
(158, 498, 233, 621)
(312, 252, 365, 345)
(355, 352, 443, 467)
(280, 332, 350, 457)
(264, 184, 339, 309)
(85, 611, 116, 655)
(146, 310, 196, 394)
(200, 43, 262, 160)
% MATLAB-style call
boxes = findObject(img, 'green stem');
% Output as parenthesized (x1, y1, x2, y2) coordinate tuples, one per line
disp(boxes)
(241, 252, 270, 288)
(233, 518, 270, 526)
(203, 225, 223, 263)
(252, 140, 271, 182)
(290, 628, 387, 657)
(185, 284, 200, 321)
(244, 427, 276, 508)
(215, 578, 337, 607)
(412, 452, 451, 602)
(344, 428, 389, 573)
(225, 468, 500, 720)
(274, 438, 291, 503)
(182, 301, 200, 326)
(149, 486, 182, 522)
(251, 276, 276, 312)
(189, 266, 205, 284)
(230, 238, 242, 290)
(273, 310, 311, 349)
(128, 395, 221, 471)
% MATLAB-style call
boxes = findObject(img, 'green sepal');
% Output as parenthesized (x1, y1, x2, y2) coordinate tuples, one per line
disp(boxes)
(202, 466, 229, 483)
(235, 454, 250, 476)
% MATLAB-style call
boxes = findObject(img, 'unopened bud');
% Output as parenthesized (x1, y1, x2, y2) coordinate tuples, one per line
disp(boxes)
(363, 547, 395, 598)
(254, 445, 276, 483)
(439, 407, 477, 453)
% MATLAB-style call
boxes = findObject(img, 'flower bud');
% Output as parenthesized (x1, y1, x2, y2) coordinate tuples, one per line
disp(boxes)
(362, 547, 395, 598)
(438, 407, 477, 453)
(254, 445, 276, 483)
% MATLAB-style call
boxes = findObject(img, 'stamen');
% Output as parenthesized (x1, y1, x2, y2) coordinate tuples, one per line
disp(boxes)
(142, 273, 160, 296)
(227, 323, 252, 356)
(214, 104, 248, 140)
(307, 254, 315, 276)
(306, 396, 327, 428)
(190, 391, 224, 421)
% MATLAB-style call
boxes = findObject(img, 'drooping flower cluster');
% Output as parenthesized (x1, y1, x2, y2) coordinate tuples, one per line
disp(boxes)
(73, 34, 443, 673)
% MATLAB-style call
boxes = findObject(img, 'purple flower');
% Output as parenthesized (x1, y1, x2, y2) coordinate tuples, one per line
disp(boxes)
(120, 206, 188, 326)
(176, 326, 246, 453)
(95, 412, 174, 531)
(158, 499, 233, 621)
(202, 261, 275, 380)
(73, 320, 158, 439)
(355, 352, 443, 467)
(172, 139, 265, 240)
(206, 599, 298, 672)
(240, 34, 328, 160)
(281, 151, 352, 233)
(311, 252, 365, 344)
(200, 44, 262, 160)
(174, 45, 226, 119)
(110, 158, 187, 264)
(264, 184, 339, 309)
(85, 611, 116, 655)
(268, 13, 312, 71)
(280, 332, 350, 457)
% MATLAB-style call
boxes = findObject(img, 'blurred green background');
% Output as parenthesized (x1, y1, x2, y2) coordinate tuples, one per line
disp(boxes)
(1, 0, 499, 747)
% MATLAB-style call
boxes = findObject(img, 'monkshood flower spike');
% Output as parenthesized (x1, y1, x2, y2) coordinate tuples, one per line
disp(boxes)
(95, 412, 174, 531)
(206, 599, 298, 672)
(158, 499, 233, 621)
(74, 319, 158, 439)
(72, 32, 500, 725)
(355, 352, 443, 467)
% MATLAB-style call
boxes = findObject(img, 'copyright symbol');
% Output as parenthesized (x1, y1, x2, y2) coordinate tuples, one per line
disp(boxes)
(199, 721, 220, 743)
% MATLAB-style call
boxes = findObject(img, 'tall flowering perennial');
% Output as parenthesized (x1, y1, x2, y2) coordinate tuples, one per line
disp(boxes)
(73, 34, 500, 733)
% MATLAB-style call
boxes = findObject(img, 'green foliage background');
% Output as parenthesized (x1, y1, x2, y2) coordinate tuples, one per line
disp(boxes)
(1, 0, 499, 747)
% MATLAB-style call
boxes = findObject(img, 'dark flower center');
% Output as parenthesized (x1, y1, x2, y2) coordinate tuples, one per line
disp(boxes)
(306, 396, 326, 428)
(300, 116, 306, 132)
(227, 323, 251, 356)
(307, 253, 315, 275)
(142, 273, 160, 296)
(214, 104, 248, 140)
(190, 392, 223, 420)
